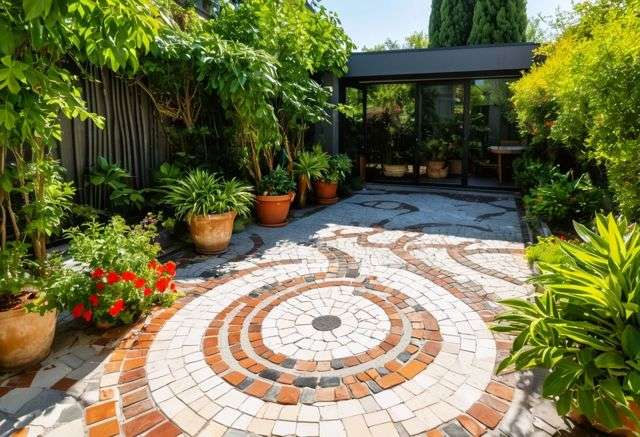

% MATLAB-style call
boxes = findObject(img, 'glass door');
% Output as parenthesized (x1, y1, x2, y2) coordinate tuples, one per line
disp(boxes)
(417, 82, 465, 186)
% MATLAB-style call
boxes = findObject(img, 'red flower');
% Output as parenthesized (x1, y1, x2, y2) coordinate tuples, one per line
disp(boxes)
(143, 287, 153, 297)
(164, 261, 176, 277)
(96, 282, 105, 292)
(83, 309, 93, 322)
(122, 271, 137, 282)
(134, 278, 146, 289)
(106, 272, 120, 284)
(170, 283, 177, 292)
(72, 303, 84, 318)
(91, 268, 105, 279)
(108, 299, 125, 317)
(148, 260, 158, 271)
(88, 294, 99, 307)
(155, 277, 170, 293)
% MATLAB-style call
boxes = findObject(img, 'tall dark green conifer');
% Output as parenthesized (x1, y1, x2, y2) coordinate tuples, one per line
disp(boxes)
(437, 0, 475, 47)
(428, 0, 444, 47)
(467, 0, 527, 44)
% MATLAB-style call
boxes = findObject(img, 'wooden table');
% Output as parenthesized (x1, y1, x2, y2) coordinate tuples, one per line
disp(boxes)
(488, 145, 525, 184)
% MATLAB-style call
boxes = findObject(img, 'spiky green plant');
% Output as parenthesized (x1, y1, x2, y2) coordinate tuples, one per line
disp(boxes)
(294, 146, 329, 207)
(494, 213, 640, 431)
(165, 169, 253, 219)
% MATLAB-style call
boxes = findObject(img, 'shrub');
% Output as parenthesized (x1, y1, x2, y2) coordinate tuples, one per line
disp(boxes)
(165, 169, 254, 219)
(493, 214, 640, 430)
(257, 167, 296, 196)
(60, 217, 177, 325)
(0, 243, 38, 309)
(523, 173, 604, 224)
(513, 158, 563, 194)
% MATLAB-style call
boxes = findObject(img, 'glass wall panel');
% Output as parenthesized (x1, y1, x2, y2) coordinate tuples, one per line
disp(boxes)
(418, 83, 464, 186)
(364, 83, 416, 182)
(341, 86, 364, 169)
(468, 78, 522, 188)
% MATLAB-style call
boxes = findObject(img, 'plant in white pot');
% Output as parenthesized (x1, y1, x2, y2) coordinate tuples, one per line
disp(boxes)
(166, 169, 254, 254)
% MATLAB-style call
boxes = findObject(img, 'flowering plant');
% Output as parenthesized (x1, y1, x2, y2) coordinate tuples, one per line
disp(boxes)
(58, 216, 179, 326)
(69, 260, 177, 325)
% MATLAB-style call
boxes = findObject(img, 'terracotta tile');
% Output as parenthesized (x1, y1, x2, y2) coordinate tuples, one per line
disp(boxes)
(376, 373, 404, 389)
(315, 387, 335, 402)
(51, 377, 77, 391)
(277, 373, 295, 385)
(468, 402, 503, 428)
(88, 418, 120, 437)
(122, 388, 148, 407)
(457, 414, 486, 437)
(334, 385, 350, 401)
(425, 429, 444, 437)
(223, 371, 246, 386)
(147, 420, 182, 437)
(123, 410, 165, 437)
(123, 398, 153, 419)
(348, 382, 369, 399)
(397, 361, 427, 379)
(122, 357, 145, 371)
(486, 381, 514, 401)
(85, 401, 116, 424)
(245, 380, 272, 397)
(277, 386, 300, 405)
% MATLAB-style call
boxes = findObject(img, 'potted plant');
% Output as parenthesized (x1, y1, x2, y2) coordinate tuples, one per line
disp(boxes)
(382, 140, 408, 178)
(58, 217, 178, 328)
(0, 243, 59, 369)
(493, 214, 640, 435)
(422, 138, 449, 178)
(166, 169, 254, 254)
(448, 137, 463, 176)
(255, 167, 296, 227)
(294, 146, 329, 208)
(314, 154, 352, 205)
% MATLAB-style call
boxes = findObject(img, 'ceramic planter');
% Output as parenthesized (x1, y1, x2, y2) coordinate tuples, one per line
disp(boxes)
(255, 193, 295, 227)
(427, 160, 449, 178)
(189, 211, 237, 254)
(0, 303, 57, 370)
(314, 180, 338, 205)
(383, 164, 407, 177)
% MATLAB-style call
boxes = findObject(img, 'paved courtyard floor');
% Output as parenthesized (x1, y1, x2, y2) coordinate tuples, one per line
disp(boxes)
(0, 185, 570, 437)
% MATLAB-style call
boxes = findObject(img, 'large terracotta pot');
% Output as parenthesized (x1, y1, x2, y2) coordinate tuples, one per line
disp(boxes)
(0, 304, 57, 370)
(570, 402, 640, 436)
(189, 211, 237, 254)
(427, 160, 449, 179)
(314, 180, 338, 205)
(383, 164, 407, 178)
(255, 193, 295, 227)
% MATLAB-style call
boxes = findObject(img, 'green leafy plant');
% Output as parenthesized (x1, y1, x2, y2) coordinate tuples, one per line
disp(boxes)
(421, 138, 449, 161)
(524, 173, 605, 224)
(165, 169, 254, 219)
(0, 242, 38, 309)
(89, 157, 145, 210)
(60, 216, 176, 325)
(525, 236, 571, 266)
(319, 154, 352, 184)
(513, 158, 563, 194)
(257, 167, 296, 196)
(494, 213, 640, 431)
(294, 146, 329, 207)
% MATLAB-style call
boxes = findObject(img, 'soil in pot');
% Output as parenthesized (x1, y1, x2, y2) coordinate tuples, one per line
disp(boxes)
(0, 291, 57, 370)
(255, 193, 295, 227)
(189, 211, 237, 255)
(314, 181, 338, 205)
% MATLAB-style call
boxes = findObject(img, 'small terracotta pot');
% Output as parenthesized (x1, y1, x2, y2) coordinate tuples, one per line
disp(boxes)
(314, 180, 338, 205)
(255, 192, 295, 227)
(189, 211, 237, 254)
(0, 304, 57, 370)
(427, 160, 449, 178)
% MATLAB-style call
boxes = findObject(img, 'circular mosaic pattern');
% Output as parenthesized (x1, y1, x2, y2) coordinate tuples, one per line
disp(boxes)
(311, 315, 342, 332)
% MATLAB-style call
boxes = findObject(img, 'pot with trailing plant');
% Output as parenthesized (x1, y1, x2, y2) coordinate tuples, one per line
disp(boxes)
(493, 214, 640, 435)
(0, 243, 61, 370)
(294, 146, 329, 209)
(422, 138, 449, 179)
(166, 169, 254, 254)
(314, 154, 352, 205)
(255, 167, 296, 227)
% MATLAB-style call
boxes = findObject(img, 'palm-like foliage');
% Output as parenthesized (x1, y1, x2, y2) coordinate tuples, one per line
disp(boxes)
(494, 213, 640, 430)
(165, 169, 253, 219)
(294, 146, 329, 207)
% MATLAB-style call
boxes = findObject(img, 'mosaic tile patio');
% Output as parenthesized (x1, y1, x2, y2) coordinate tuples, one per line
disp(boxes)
(0, 185, 569, 437)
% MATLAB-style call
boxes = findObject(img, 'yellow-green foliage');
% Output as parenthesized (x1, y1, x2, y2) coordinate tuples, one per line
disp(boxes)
(525, 236, 570, 265)
(511, 0, 640, 219)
